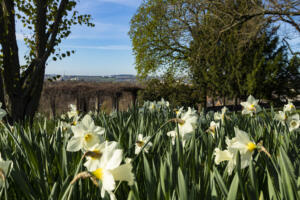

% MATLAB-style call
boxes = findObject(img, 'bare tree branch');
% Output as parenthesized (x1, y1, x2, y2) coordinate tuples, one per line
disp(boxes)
(43, 0, 69, 61)
(283, 38, 300, 55)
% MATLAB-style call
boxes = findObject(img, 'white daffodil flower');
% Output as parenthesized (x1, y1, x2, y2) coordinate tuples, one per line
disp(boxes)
(60, 114, 66, 120)
(60, 121, 72, 133)
(240, 95, 261, 116)
(229, 127, 257, 168)
(167, 130, 192, 147)
(148, 101, 157, 112)
(214, 107, 228, 124)
(214, 128, 257, 175)
(214, 148, 233, 165)
(67, 104, 78, 119)
(158, 98, 170, 108)
(167, 107, 197, 147)
(177, 107, 198, 136)
(92, 148, 134, 199)
(175, 107, 184, 118)
(287, 114, 300, 132)
(135, 134, 152, 155)
(214, 148, 235, 175)
(283, 102, 296, 113)
(274, 111, 288, 125)
(207, 121, 220, 137)
(0, 153, 13, 187)
(67, 114, 105, 152)
(84, 141, 119, 172)
(167, 130, 177, 145)
(69, 115, 80, 126)
(0, 103, 6, 120)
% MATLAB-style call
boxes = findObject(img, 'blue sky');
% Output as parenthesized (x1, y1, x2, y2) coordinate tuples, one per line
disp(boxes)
(18, 0, 143, 76)
(16, 0, 299, 76)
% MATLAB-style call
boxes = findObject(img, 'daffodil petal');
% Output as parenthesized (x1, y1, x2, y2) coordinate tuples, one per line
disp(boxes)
(102, 171, 116, 192)
(110, 163, 134, 185)
(106, 149, 123, 170)
(66, 137, 82, 152)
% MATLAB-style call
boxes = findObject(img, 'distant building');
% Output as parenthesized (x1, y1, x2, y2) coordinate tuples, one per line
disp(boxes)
(70, 77, 78, 81)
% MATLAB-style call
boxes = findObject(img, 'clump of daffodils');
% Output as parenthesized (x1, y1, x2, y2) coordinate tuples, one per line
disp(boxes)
(175, 107, 184, 118)
(214, 106, 228, 124)
(157, 98, 170, 108)
(135, 134, 152, 155)
(274, 111, 288, 125)
(214, 127, 258, 175)
(67, 104, 79, 119)
(142, 98, 170, 112)
(60, 104, 80, 131)
(67, 114, 105, 152)
(71, 142, 134, 200)
(167, 107, 198, 146)
(241, 95, 261, 116)
(176, 107, 198, 135)
(91, 147, 134, 200)
(283, 101, 296, 113)
(67, 114, 135, 199)
(274, 101, 299, 132)
(141, 100, 158, 112)
(83, 141, 118, 171)
(207, 121, 220, 138)
(0, 153, 13, 187)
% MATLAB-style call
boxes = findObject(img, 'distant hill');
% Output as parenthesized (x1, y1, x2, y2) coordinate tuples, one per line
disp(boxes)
(45, 74, 137, 82)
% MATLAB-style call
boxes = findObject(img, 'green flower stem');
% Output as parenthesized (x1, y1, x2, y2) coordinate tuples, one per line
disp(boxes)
(132, 119, 172, 162)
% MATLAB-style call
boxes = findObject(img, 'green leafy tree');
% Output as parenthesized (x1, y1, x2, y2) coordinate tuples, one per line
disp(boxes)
(0, 0, 94, 122)
(130, 0, 299, 108)
(187, 0, 268, 107)
(272, 55, 300, 102)
(130, 0, 268, 107)
(129, 0, 201, 79)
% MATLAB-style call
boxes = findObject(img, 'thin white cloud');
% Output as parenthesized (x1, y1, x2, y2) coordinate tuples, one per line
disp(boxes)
(97, 0, 141, 7)
(68, 21, 129, 40)
(77, 0, 141, 11)
(63, 45, 132, 50)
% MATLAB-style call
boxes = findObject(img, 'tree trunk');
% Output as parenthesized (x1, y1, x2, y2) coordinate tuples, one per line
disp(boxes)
(9, 63, 45, 123)
(0, 74, 6, 110)
(0, 0, 75, 123)
(9, 84, 44, 123)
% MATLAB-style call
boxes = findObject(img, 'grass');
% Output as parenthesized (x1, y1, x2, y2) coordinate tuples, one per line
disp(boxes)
(0, 105, 299, 199)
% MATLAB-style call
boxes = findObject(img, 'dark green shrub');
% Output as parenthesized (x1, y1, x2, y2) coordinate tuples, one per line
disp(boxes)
(138, 77, 201, 108)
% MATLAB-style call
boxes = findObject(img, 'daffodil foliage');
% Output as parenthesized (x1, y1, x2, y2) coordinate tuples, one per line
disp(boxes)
(0, 97, 299, 199)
